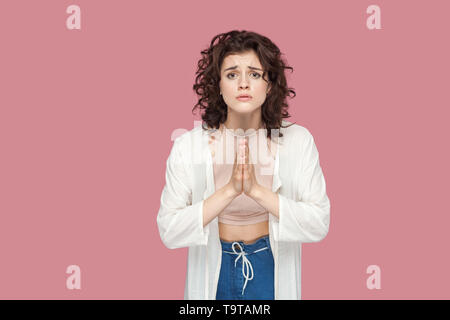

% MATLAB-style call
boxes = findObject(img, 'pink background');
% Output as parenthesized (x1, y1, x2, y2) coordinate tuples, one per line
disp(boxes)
(1, 0, 449, 299)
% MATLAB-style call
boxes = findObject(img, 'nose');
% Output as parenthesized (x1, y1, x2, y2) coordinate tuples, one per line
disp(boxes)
(239, 74, 249, 89)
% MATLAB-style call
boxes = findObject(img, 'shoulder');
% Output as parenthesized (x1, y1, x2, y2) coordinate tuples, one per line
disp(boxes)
(280, 120, 314, 146)
(172, 124, 205, 146)
(169, 124, 208, 164)
(172, 121, 315, 152)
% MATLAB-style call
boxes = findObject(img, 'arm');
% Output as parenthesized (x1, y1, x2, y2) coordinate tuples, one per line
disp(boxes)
(156, 139, 208, 249)
(278, 131, 330, 242)
(252, 131, 330, 243)
(203, 184, 238, 227)
(249, 184, 279, 219)
(156, 138, 238, 249)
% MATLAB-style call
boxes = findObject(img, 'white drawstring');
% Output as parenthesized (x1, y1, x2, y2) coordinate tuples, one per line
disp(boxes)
(224, 242, 268, 295)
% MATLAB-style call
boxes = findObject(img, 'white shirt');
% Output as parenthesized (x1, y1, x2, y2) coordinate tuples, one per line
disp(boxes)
(156, 120, 331, 299)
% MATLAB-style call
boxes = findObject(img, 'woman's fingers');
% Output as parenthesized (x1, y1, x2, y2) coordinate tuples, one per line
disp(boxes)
(238, 139, 245, 164)
(233, 145, 242, 174)
(245, 138, 249, 165)
(238, 138, 249, 167)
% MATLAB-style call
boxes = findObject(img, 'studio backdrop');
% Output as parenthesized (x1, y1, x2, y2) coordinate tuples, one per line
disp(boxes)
(0, 0, 449, 299)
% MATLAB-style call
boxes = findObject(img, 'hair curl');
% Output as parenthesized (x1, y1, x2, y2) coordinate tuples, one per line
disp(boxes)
(192, 30, 296, 139)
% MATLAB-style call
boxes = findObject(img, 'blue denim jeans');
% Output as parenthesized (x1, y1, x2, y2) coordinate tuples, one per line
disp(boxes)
(215, 234, 274, 300)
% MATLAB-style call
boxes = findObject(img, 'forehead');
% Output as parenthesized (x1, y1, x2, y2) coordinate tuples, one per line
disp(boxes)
(221, 51, 262, 69)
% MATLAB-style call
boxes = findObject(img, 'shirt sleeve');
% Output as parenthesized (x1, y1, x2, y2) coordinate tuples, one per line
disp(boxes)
(156, 138, 209, 249)
(277, 130, 331, 243)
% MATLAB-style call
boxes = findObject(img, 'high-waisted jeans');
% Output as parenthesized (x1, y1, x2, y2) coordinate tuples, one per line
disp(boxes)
(215, 234, 275, 300)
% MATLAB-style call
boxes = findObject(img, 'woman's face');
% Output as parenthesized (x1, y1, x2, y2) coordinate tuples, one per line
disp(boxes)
(219, 50, 271, 115)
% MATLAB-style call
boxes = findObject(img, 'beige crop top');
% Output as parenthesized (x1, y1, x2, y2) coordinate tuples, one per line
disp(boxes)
(208, 125, 277, 225)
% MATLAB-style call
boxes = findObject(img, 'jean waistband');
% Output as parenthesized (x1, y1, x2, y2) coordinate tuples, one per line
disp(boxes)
(219, 234, 270, 296)
(220, 234, 270, 254)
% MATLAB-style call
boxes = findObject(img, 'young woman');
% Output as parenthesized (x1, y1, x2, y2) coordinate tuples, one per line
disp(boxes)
(157, 30, 331, 300)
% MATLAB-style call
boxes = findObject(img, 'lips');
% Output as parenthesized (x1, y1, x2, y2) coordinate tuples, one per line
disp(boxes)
(236, 95, 252, 101)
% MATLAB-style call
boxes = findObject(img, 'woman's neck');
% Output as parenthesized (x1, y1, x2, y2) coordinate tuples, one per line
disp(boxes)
(222, 110, 264, 132)
(221, 120, 264, 136)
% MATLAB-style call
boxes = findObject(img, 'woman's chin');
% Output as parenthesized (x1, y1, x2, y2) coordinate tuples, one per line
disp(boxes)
(229, 105, 260, 114)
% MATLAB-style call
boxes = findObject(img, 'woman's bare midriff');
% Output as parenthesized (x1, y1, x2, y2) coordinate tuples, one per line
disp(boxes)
(219, 220, 269, 244)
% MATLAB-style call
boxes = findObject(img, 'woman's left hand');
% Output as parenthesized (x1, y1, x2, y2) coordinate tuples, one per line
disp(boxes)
(240, 138, 260, 197)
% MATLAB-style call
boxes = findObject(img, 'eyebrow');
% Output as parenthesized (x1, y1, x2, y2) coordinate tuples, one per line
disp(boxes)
(223, 65, 263, 72)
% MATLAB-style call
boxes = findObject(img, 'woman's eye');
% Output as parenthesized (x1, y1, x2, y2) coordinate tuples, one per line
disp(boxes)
(227, 72, 261, 79)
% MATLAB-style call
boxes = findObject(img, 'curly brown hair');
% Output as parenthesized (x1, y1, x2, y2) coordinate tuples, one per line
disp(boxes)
(192, 30, 296, 139)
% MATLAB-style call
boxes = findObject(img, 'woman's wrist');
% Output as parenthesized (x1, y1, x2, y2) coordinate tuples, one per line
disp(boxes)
(248, 184, 279, 218)
(248, 183, 263, 200)
(223, 183, 239, 199)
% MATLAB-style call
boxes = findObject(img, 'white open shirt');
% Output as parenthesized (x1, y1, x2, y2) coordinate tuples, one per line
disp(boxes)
(156, 120, 331, 299)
